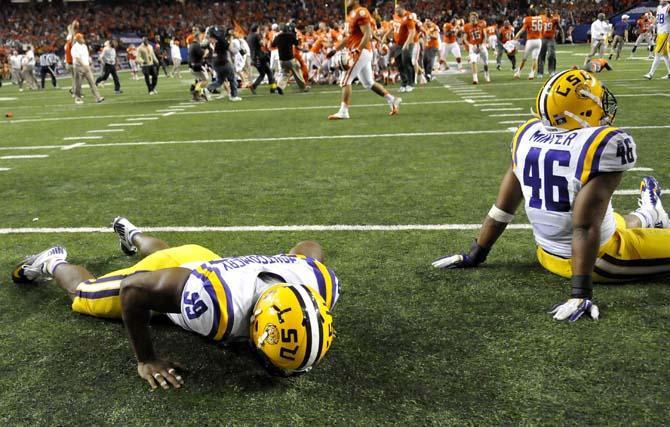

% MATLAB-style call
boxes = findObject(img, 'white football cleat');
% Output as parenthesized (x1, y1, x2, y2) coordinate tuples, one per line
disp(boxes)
(661, 74, 670, 80)
(513, 70, 521, 79)
(229, 96, 242, 102)
(484, 71, 490, 82)
(13, 246, 68, 283)
(399, 86, 407, 93)
(638, 176, 670, 228)
(643, 73, 652, 80)
(112, 216, 141, 255)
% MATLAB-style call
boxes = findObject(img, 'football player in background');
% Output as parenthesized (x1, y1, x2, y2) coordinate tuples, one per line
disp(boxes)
(433, 69, 670, 321)
(12, 217, 338, 389)
(631, 11, 655, 59)
(462, 12, 489, 84)
(644, 0, 670, 80)
(327, 0, 401, 120)
(440, 18, 463, 72)
(537, 7, 561, 78)
(514, 10, 544, 79)
(391, 4, 417, 92)
(497, 19, 517, 71)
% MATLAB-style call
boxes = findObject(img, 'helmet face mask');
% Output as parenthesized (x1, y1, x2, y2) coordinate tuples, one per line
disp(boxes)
(536, 69, 617, 130)
(250, 284, 335, 377)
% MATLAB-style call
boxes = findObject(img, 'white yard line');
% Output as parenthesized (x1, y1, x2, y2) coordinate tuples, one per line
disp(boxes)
(87, 129, 125, 133)
(109, 123, 142, 127)
(0, 168, 11, 172)
(0, 154, 49, 159)
(0, 224, 534, 234)
(126, 117, 159, 121)
(473, 103, 513, 107)
(163, 112, 176, 117)
(63, 136, 103, 140)
(61, 142, 86, 151)
(488, 113, 531, 117)
(498, 120, 526, 124)
(480, 108, 523, 112)
(629, 167, 654, 172)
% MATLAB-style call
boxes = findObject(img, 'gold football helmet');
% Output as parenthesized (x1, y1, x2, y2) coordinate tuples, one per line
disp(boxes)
(250, 283, 334, 377)
(535, 69, 617, 130)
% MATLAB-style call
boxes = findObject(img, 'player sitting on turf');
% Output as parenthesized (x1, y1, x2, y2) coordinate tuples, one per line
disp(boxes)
(12, 217, 338, 389)
(433, 69, 670, 322)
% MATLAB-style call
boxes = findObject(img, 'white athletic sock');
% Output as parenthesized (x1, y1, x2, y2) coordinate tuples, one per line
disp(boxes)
(650, 55, 661, 75)
(384, 94, 394, 104)
(663, 55, 670, 73)
(47, 259, 67, 276)
(340, 102, 349, 114)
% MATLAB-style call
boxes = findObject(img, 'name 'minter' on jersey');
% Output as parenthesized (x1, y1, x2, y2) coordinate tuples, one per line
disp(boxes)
(167, 254, 340, 342)
(511, 119, 636, 258)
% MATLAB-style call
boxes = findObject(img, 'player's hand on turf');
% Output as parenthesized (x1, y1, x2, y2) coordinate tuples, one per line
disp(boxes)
(432, 253, 479, 269)
(137, 359, 186, 390)
(549, 298, 599, 322)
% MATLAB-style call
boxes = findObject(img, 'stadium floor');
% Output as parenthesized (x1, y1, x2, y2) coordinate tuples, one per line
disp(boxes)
(1, 44, 669, 424)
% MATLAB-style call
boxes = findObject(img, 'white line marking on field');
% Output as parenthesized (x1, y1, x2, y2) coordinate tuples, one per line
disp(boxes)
(87, 129, 124, 133)
(466, 95, 496, 99)
(629, 167, 654, 172)
(63, 136, 102, 140)
(156, 109, 184, 112)
(0, 154, 49, 159)
(61, 142, 86, 151)
(0, 97, 18, 101)
(474, 103, 513, 107)
(614, 189, 640, 196)
(109, 123, 142, 126)
(464, 99, 475, 104)
(126, 117, 158, 121)
(506, 127, 518, 132)
(173, 104, 195, 108)
(442, 85, 451, 88)
(0, 224, 536, 234)
(163, 112, 176, 117)
(481, 108, 523, 112)
(498, 120, 525, 124)
(0, 168, 11, 171)
(489, 113, 531, 117)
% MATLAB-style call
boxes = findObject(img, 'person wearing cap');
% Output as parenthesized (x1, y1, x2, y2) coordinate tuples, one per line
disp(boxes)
(584, 13, 610, 65)
(71, 33, 105, 104)
(170, 38, 182, 78)
(609, 15, 630, 61)
(95, 40, 122, 94)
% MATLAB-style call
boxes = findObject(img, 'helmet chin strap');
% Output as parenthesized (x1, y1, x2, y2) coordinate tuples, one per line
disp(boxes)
(564, 111, 591, 128)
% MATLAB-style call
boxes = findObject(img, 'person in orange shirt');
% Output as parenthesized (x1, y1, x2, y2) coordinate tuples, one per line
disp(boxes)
(327, 0, 401, 120)
(496, 19, 518, 71)
(485, 23, 498, 58)
(391, 4, 417, 92)
(462, 12, 489, 84)
(537, 7, 562, 78)
(440, 19, 463, 71)
(514, 11, 544, 79)
(422, 18, 440, 80)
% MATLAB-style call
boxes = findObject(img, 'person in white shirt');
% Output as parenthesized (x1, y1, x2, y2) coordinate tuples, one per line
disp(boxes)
(644, 0, 670, 79)
(170, 39, 182, 78)
(584, 13, 610, 65)
(71, 33, 104, 104)
(9, 50, 23, 88)
(95, 41, 122, 94)
(20, 45, 39, 90)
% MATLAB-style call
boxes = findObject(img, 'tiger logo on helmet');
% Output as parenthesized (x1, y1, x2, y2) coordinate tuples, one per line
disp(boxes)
(250, 283, 335, 377)
(535, 69, 617, 130)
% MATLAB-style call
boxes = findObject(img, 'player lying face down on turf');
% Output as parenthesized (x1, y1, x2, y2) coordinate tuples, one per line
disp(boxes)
(13, 218, 338, 390)
(433, 69, 670, 321)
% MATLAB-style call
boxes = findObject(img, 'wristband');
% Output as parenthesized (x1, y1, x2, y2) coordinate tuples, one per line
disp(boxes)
(469, 241, 491, 265)
(488, 204, 515, 224)
(571, 275, 593, 299)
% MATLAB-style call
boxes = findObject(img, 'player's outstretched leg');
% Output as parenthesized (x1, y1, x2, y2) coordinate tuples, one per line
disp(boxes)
(627, 176, 670, 228)
(112, 216, 169, 258)
(12, 245, 93, 299)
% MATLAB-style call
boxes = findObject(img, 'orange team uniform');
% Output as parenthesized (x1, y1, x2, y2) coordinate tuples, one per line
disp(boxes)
(500, 24, 515, 43)
(463, 21, 487, 46)
(542, 14, 560, 39)
(266, 31, 277, 50)
(393, 12, 416, 45)
(65, 40, 73, 65)
(310, 35, 324, 54)
(346, 6, 374, 51)
(380, 20, 393, 41)
(523, 15, 544, 39)
(485, 24, 497, 38)
(443, 23, 457, 44)
(126, 47, 136, 60)
(425, 22, 440, 49)
(638, 17, 652, 33)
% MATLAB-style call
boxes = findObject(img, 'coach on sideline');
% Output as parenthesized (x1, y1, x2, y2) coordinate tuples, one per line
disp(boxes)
(71, 33, 105, 104)
(137, 37, 159, 95)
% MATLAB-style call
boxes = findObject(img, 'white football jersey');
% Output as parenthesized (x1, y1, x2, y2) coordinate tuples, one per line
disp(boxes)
(167, 254, 340, 343)
(657, 4, 670, 34)
(511, 119, 636, 257)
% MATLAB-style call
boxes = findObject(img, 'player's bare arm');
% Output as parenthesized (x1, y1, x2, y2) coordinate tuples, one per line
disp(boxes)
(120, 268, 189, 390)
(433, 165, 522, 269)
(359, 23, 373, 52)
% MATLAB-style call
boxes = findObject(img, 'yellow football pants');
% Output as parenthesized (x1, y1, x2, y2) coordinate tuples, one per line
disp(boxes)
(655, 33, 669, 55)
(537, 214, 670, 283)
(71, 245, 220, 318)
